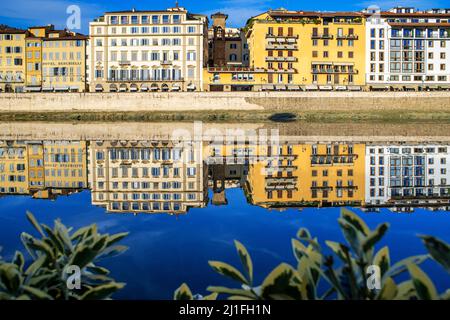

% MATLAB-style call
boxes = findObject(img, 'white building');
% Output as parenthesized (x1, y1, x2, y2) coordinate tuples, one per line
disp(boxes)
(365, 144, 450, 207)
(89, 6, 208, 92)
(365, 7, 450, 90)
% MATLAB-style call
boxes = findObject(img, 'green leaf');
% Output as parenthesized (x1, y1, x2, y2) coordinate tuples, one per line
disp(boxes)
(202, 292, 218, 300)
(207, 286, 257, 299)
(26, 211, 45, 237)
(12, 251, 25, 272)
(292, 239, 308, 261)
(261, 263, 303, 300)
(24, 255, 47, 277)
(106, 232, 129, 247)
(86, 265, 110, 276)
(385, 255, 428, 279)
(340, 208, 369, 236)
(297, 228, 311, 239)
(325, 241, 348, 262)
(69, 244, 99, 269)
(408, 264, 438, 300)
(174, 283, 193, 300)
(21, 232, 55, 261)
(96, 245, 128, 260)
(41, 224, 65, 254)
(234, 240, 253, 284)
(0, 263, 22, 293)
(395, 280, 417, 300)
(208, 261, 249, 285)
(373, 246, 390, 279)
(22, 285, 53, 300)
(420, 236, 450, 273)
(377, 277, 398, 300)
(338, 220, 362, 257)
(362, 223, 389, 253)
(80, 282, 125, 300)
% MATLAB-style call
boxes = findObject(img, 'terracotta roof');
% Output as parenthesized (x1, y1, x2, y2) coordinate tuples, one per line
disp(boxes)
(0, 28, 27, 34)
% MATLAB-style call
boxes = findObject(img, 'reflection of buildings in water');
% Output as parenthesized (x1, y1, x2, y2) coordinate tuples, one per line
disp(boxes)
(88, 140, 208, 215)
(365, 144, 450, 210)
(0, 140, 87, 199)
(245, 143, 366, 209)
(1, 138, 449, 212)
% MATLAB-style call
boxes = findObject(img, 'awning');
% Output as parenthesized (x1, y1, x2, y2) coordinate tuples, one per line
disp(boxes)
(42, 87, 54, 92)
(150, 84, 159, 91)
(187, 83, 196, 91)
(312, 62, 333, 65)
(348, 85, 362, 91)
(262, 84, 274, 91)
(319, 85, 333, 91)
(333, 62, 354, 66)
(141, 84, 149, 91)
(287, 85, 301, 91)
(161, 84, 169, 91)
(275, 84, 286, 90)
(171, 83, 181, 91)
(119, 84, 127, 92)
(25, 86, 42, 92)
(55, 86, 69, 91)
(110, 84, 118, 92)
(305, 85, 319, 91)
(95, 84, 104, 91)
(130, 84, 138, 92)
(334, 85, 347, 91)
(369, 84, 388, 90)
(70, 86, 79, 91)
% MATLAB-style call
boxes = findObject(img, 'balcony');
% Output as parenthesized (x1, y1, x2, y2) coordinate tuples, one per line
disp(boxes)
(312, 68, 358, 75)
(311, 33, 333, 39)
(160, 60, 172, 65)
(118, 60, 131, 66)
(265, 56, 298, 62)
(265, 34, 299, 42)
(310, 155, 357, 165)
(336, 34, 359, 40)
(266, 44, 298, 50)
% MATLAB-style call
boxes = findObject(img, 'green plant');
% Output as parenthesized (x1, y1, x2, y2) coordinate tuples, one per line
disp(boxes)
(0, 212, 128, 300)
(175, 208, 450, 300)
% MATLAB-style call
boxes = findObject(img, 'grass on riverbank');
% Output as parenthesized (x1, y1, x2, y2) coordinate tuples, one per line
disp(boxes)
(1, 110, 450, 123)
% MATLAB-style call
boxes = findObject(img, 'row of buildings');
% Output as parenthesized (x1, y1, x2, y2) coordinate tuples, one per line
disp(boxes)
(1, 139, 449, 214)
(1, 6, 450, 93)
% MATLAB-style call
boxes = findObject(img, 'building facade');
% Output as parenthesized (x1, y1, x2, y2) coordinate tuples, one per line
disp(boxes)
(246, 143, 366, 208)
(365, 144, 450, 207)
(88, 140, 208, 215)
(0, 28, 26, 92)
(89, 6, 208, 92)
(365, 7, 450, 90)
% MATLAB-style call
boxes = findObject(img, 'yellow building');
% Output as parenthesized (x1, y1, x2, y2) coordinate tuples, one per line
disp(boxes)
(246, 143, 366, 208)
(204, 9, 366, 91)
(43, 141, 88, 190)
(0, 28, 27, 92)
(40, 26, 88, 92)
(0, 142, 29, 194)
(25, 35, 43, 89)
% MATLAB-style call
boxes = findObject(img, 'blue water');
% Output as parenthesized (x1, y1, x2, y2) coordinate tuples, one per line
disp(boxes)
(0, 188, 449, 299)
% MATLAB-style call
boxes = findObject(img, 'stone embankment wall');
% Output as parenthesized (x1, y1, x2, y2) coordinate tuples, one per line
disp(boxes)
(0, 92, 449, 112)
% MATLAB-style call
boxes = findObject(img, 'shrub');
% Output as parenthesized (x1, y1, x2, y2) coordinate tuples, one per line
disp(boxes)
(175, 208, 450, 300)
(0, 212, 128, 300)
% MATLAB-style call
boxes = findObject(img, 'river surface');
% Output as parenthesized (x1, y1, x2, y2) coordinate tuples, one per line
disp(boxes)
(0, 121, 449, 299)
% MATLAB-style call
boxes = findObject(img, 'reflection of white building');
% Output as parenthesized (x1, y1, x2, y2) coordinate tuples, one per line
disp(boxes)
(88, 140, 208, 215)
(364, 7, 450, 90)
(89, 6, 208, 92)
(365, 144, 450, 206)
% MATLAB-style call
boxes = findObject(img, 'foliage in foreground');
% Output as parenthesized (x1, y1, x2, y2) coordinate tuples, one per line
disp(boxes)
(0, 212, 128, 300)
(175, 208, 450, 300)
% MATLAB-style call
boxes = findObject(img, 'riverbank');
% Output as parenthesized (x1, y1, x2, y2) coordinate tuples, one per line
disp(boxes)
(0, 92, 449, 122)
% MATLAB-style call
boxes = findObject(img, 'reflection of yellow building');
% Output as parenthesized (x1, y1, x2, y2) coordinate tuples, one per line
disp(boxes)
(246, 143, 366, 208)
(0, 142, 29, 194)
(204, 9, 366, 91)
(0, 141, 87, 199)
(43, 141, 88, 190)
(0, 28, 27, 92)
(89, 141, 208, 215)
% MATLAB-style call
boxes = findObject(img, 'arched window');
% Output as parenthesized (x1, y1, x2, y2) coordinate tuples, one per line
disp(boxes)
(229, 54, 237, 61)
